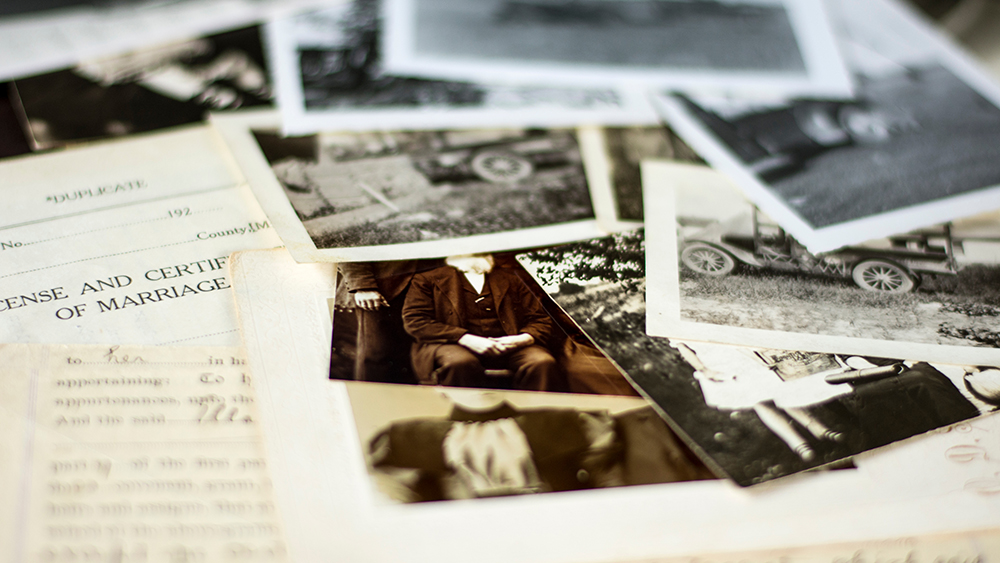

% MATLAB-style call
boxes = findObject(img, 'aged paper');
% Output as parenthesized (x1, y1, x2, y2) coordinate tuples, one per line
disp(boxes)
(231, 247, 1000, 563)
(0, 125, 282, 346)
(0, 343, 286, 563)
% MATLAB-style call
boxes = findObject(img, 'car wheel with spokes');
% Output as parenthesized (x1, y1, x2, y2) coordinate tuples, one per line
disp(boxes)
(470, 151, 533, 183)
(681, 243, 736, 276)
(851, 259, 915, 293)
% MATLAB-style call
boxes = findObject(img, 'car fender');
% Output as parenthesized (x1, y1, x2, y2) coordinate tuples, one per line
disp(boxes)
(683, 239, 762, 267)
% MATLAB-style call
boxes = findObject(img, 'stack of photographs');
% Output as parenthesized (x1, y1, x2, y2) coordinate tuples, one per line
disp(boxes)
(211, 1, 1000, 561)
(4, 0, 1000, 561)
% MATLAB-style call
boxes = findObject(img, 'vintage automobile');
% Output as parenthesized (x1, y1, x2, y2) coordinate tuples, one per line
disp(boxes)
(679, 208, 959, 293)
(410, 131, 578, 184)
(677, 95, 918, 182)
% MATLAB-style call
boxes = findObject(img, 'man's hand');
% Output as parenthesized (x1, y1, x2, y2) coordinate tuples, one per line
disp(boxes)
(458, 334, 506, 356)
(354, 290, 389, 311)
(493, 333, 534, 352)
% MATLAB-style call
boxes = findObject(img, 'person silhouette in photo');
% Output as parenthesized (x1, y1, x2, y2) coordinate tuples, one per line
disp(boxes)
(336, 259, 442, 383)
(402, 254, 562, 390)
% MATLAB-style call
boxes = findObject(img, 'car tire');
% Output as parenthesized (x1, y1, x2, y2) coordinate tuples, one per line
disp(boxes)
(851, 259, 915, 293)
(839, 106, 892, 144)
(470, 151, 533, 183)
(681, 243, 736, 276)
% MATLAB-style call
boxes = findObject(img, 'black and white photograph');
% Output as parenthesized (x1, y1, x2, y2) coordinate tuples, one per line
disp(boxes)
(267, 0, 657, 135)
(517, 229, 998, 486)
(655, 0, 1000, 253)
(12, 26, 271, 150)
(643, 161, 1000, 366)
(0, 0, 324, 83)
(217, 111, 610, 262)
(581, 125, 702, 231)
(0, 0, 152, 17)
(330, 253, 639, 396)
(382, 0, 851, 97)
(346, 383, 714, 503)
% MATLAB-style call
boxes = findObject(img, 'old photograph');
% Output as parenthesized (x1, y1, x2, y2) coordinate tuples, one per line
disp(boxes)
(517, 230, 998, 486)
(233, 249, 1000, 561)
(330, 253, 638, 396)
(268, 1, 657, 134)
(655, 0, 1000, 253)
(226, 113, 609, 261)
(12, 25, 271, 149)
(0, 0, 148, 16)
(347, 383, 713, 503)
(643, 161, 1000, 366)
(382, 0, 851, 96)
(581, 125, 702, 231)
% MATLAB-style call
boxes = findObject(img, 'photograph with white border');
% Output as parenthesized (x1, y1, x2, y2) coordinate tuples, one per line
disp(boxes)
(579, 125, 702, 232)
(655, 0, 1000, 254)
(643, 160, 1000, 367)
(0, 0, 327, 82)
(212, 110, 608, 262)
(267, 0, 658, 136)
(517, 228, 999, 486)
(13, 25, 272, 150)
(381, 0, 852, 98)
(227, 246, 1000, 562)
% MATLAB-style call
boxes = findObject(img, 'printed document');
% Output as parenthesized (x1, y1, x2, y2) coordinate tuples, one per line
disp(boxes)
(0, 344, 287, 563)
(0, 125, 282, 346)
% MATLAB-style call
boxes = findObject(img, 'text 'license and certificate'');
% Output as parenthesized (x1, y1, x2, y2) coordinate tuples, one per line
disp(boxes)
(0, 125, 281, 346)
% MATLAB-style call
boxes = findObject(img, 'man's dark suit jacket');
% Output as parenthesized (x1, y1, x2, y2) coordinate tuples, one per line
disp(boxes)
(402, 265, 555, 384)
(335, 260, 438, 309)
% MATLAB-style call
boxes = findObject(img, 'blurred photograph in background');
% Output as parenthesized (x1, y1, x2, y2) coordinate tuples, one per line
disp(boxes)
(655, 0, 1000, 253)
(11, 25, 271, 150)
(268, 0, 657, 134)
(0, 0, 149, 17)
(382, 0, 851, 96)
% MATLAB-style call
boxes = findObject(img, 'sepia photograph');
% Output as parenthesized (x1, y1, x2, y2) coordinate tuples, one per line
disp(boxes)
(233, 250, 1000, 562)
(643, 161, 1000, 366)
(655, 0, 1000, 253)
(517, 230, 999, 486)
(382, 0, 851, 96)
(347, 383, 713, 504)
(330, 253, 638, 396)
(267, 0, 657, 134)
(12, 25, 271, 149)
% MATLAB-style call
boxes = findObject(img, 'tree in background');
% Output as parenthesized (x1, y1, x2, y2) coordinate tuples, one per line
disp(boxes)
(523, 229, 645, 291)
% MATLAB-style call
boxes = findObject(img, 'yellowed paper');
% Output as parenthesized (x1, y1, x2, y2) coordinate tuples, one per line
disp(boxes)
(0, 344, 287, 563)
(230, 246, 1000, 563)
(0, 125, 282, 347)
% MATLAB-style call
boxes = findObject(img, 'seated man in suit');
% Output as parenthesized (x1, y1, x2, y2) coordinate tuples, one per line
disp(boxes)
(401, 254, 561, 390)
